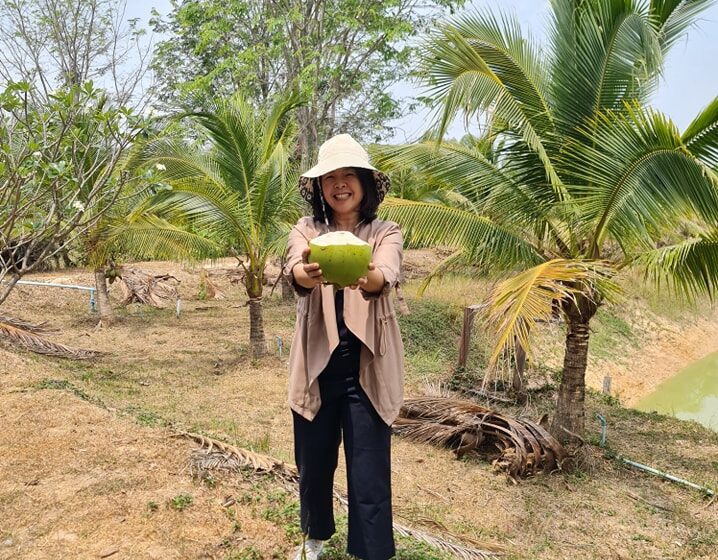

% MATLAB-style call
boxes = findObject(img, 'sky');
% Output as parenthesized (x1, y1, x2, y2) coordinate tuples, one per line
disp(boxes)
(125, 0, 718, 142)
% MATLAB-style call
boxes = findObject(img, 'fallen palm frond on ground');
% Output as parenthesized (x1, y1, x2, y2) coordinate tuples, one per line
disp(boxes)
(395, 397, 568, 479)
(177, 431, 501, 559)
(0, 315, 101, 359)
(118, 268, 179, 308)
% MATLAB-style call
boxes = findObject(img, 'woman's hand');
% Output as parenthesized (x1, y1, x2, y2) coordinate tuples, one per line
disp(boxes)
(351, 262, 385, 293)
(292, 247, 325, 290)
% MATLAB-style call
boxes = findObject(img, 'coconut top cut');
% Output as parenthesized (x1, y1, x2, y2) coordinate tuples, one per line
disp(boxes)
(310, 231, 370, 248)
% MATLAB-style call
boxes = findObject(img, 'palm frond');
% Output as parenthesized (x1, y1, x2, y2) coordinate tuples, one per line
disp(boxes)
(378, 197, 543, 271)
(107, 213, 224, 261)
(634, 233, 718, 300)
(372, 140, 574, 252)
(649, 0, 716, 50)
(188, 97, 258, 196)
(260, 91, 304, 161)
(682, 95, 718, 168)
(0, 316, 100, 359)
(134, 187, 251, 252)
(129, 136, 228, 190)
(563, 106, 718, 255)
(484, 259, 618, 367)
(396, 396, 568, 478)
(549, 0, 663, 133)
(132, 94, 302, 267)
(420, 12, 565, 197)
(179, 431, 501, 559)
(392, 522, 501, 560)
(118, 268, 179, 308)
(0, 315, 56, 334)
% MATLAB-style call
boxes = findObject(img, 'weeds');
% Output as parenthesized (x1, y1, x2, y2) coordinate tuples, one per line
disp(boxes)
(147, 501, 159, 512)
(260, 489, 301, 540)
(223, 545, 263, 560)
(168, 493, 193, 511)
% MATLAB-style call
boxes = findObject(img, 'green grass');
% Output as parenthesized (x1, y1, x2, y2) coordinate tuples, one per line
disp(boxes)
(168, 493, 193, 511)
(319, 516, 454, 560)
(32, 378, 104, 407)
(589, 308, 636, 360)
(398, 297, 462, 386)
(260, 489, 302, 540)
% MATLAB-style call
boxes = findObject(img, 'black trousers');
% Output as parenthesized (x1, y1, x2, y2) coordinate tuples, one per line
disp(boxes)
(293, 370, 395, 560)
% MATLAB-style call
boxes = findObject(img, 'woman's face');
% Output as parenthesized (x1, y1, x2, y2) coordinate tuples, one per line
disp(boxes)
(320, 167, 364, 219)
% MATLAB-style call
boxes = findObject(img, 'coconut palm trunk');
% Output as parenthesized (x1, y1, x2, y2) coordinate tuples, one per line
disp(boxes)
(94, 268, 113, 326)
(512, 340, 527, 401)
(245, 265, 266, 358)
(552, 296, 597, 442)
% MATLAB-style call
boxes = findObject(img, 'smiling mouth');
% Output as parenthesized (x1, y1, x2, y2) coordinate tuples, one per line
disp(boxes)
(334, 192, 351, 200)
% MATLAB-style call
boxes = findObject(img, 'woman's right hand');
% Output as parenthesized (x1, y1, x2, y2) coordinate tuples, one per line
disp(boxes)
(292, 247, 324, 289)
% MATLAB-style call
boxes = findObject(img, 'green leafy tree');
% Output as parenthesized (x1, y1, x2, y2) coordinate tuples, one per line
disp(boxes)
(130, 93, 303, 358)
(374, 0, 718, 441)
(150, 0, 466, 158)
(0, 81, 148, 306)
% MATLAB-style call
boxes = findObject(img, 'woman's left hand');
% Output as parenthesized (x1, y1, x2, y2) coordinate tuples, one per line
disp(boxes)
(350, 262, 384, 293)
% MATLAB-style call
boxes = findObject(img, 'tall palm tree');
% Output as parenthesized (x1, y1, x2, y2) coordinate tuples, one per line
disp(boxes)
(130, 94, 303, 357)
(374, 0, 718, 441)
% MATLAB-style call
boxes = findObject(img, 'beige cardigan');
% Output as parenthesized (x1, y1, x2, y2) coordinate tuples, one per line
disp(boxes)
(283, 217, 404, 425)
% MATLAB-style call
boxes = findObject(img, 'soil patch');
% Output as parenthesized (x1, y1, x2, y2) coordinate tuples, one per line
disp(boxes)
(1, 254, 717, 559)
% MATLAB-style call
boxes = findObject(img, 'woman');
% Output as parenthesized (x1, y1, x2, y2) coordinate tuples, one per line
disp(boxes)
(283, 133, 404, 560)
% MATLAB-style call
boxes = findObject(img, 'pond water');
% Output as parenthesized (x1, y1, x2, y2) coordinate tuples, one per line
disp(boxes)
(636, 351, 718, 432)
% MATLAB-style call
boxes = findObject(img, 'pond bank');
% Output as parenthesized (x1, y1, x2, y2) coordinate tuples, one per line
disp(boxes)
(587, 311, 718, 407)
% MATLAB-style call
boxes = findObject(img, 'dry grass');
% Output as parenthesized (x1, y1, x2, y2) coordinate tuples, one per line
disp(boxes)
(0, 253, 717, 559)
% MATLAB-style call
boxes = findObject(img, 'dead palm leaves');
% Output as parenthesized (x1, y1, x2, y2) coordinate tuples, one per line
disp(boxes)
(0, 315, 100, 359)
(180, 431, 500, 559)
(395, 397, 567, 479)
(178, 430, 298, 484)
(118, 268, 179, 308)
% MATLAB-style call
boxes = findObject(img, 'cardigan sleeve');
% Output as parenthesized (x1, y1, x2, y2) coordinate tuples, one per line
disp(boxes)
(361, 221, 403, 300)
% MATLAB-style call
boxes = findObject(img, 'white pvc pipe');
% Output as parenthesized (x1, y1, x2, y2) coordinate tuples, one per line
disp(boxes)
(619, 456, 715, 496)
(16, 280, 96, 292)
(16, 280, 97, 312)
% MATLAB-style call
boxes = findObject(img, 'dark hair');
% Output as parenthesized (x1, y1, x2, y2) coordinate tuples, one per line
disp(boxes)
(311, 167, 379, 224)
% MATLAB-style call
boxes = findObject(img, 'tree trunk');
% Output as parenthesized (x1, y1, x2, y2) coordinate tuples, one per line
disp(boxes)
(551, 295, 597, 443)
(245, 263, 266, 359)
(512, 339, 527, 403)
(248, 296, 265, 358)
(94, 268, 113, 326)
(280, 275, 294, 302)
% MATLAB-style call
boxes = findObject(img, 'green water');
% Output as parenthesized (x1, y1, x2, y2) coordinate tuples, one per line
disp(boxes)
(636, 351, 718, 432)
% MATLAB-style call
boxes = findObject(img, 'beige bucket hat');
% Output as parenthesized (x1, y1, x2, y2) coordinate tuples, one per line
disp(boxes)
(298, 133, 391, 203)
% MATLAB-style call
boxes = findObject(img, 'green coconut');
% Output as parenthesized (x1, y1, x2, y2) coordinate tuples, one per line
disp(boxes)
(308, 231, 372, 288)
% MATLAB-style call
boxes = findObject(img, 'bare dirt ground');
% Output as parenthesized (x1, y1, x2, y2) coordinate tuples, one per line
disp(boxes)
(1, 254, 717, 560)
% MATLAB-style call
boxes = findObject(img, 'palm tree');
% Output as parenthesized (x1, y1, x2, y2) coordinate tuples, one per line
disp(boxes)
(374, 0, 718, 441)
(130, 94, 303, 357)
(86, 199, 223, 327)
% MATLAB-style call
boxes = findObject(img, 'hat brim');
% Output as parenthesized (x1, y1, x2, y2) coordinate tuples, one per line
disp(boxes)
(300, 153, 378, 178)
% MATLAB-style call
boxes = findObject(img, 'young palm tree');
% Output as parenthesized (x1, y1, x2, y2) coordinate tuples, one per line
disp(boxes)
(86, 201, 223, 327)
(374, 0, 718, 441)
(130, 94, 303, 357)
